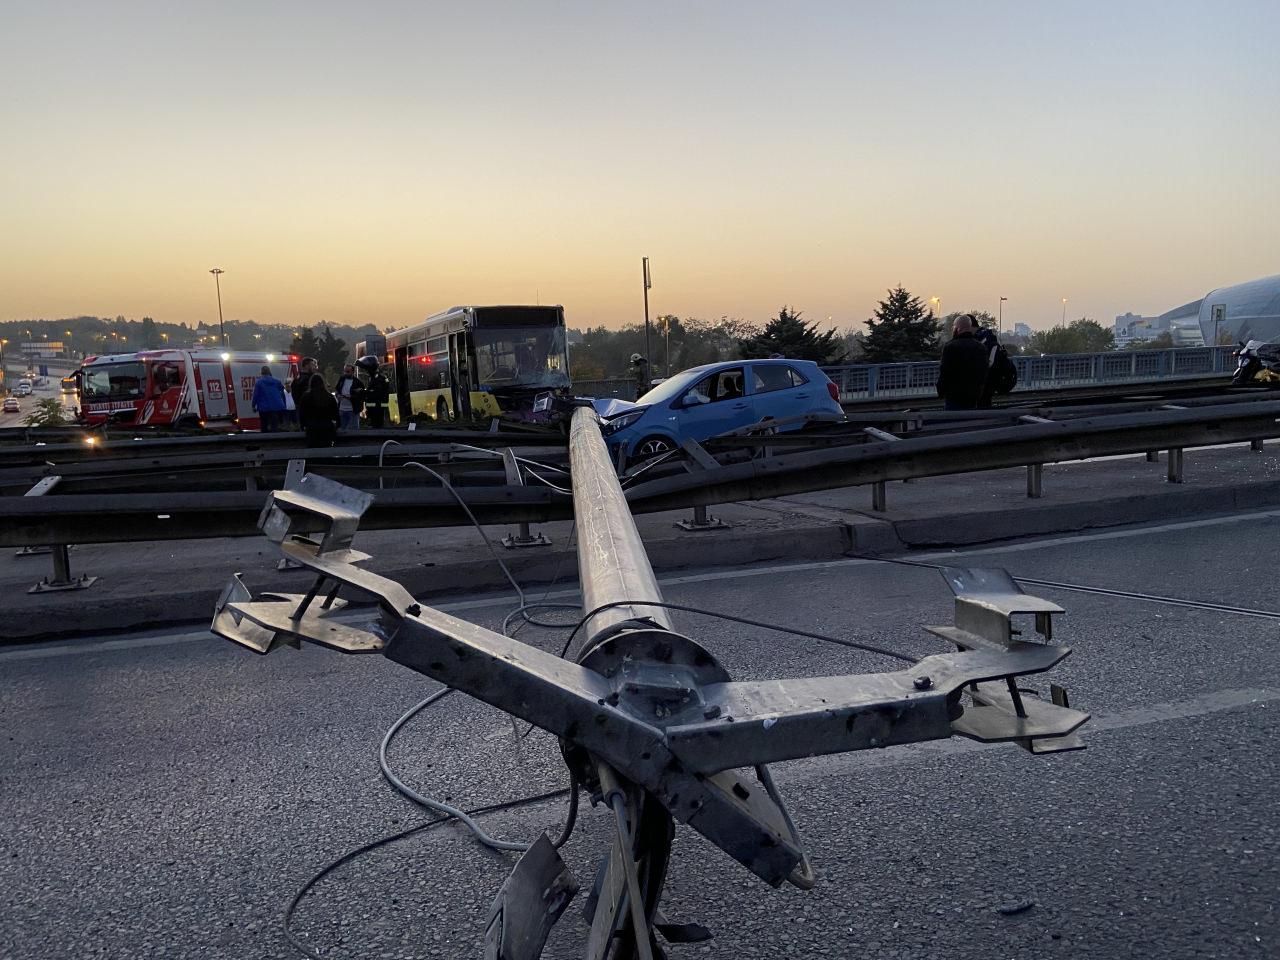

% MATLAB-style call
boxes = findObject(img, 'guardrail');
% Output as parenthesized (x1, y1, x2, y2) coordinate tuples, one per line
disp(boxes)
(822, 345, 1235, 401)
(4, 399, 1278, 573)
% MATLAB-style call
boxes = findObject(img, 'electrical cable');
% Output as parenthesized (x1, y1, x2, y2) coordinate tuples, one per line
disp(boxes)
(282, 784, 574, 960)
(559, 598, 919, 664)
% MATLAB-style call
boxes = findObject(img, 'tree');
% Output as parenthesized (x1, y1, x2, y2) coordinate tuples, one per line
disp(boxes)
(289, 327, 322, 361)
(738, 307, 846, 363)
(317, 325, 348, 380)
(139, 317, 160, 349)
(860, 286, 941, 363)
(1028, 318, 1114, 355)
(1131, 331, 1175, 350)
(23, 397, 73, 427)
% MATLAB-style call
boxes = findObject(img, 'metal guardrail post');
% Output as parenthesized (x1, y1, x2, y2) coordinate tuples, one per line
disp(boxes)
(501, 448, 551, 548)
(1027, 464, 1044, 499)
(14, 476, 60, 557)
(674, 439, 730, 531)
(17, 475, 98, 593)
(864, 427, 900, 512)
(1167, 447, 1184, 483)
(1251, 439, 1265, 452)
(1146, 450, 1159, 462)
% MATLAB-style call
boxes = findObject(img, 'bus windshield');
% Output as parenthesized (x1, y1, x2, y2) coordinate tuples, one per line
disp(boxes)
(472, 326, 570, 388)
(82, 363, 147, 400)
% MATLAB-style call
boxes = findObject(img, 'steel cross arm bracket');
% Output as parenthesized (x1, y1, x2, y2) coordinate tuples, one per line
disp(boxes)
(662, 642, 1073, 772)
(211, 407, 1093, 959)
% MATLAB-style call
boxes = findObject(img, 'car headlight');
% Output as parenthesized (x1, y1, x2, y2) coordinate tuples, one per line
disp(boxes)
(601, 411, 645, 437)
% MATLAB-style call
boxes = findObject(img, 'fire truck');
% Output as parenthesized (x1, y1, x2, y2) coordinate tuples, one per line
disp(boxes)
(77, 349, 299, 429)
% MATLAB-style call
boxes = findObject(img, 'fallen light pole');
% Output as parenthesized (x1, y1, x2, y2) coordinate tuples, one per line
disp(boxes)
(212, 406, 1090, 959)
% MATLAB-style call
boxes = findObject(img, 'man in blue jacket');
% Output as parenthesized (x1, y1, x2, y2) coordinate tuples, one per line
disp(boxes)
(252, 365, 288, 432)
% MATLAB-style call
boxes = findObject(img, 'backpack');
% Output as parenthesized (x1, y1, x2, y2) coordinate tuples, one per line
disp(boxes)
(990, 345, 1018, 395)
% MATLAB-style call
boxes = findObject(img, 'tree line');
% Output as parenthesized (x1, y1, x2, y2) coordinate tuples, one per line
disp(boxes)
(9, 290, 1205, 385)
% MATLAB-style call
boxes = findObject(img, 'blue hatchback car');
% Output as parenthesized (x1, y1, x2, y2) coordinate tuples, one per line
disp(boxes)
(595, 358, 844, 464)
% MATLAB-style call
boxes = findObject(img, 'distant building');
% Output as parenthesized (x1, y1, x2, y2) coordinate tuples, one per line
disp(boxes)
(1148, 273, 1280, 346)
(1013, 322, 1031, 338)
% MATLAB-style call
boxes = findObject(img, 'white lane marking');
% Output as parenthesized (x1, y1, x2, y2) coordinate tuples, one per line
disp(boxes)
(5, 508, 1279, 662)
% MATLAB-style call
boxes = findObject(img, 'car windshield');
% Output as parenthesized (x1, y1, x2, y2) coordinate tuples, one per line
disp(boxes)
(472, 326, 570, 388)
(635, 365, 717, 406)
(82, 362, 146, 400)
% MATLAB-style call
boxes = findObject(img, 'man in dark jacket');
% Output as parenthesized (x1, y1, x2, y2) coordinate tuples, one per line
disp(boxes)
(290, 357, 318, 427)
(936, 315, 989, 410)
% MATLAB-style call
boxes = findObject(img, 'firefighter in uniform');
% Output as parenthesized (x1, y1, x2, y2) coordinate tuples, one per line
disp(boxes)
(358, 355, 391, 428)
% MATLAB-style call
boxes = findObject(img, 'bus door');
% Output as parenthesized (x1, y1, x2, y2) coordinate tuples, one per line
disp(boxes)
(393, 346, 410, 420)
(449, 334, 472, 419)
(197, 361, 231, 419)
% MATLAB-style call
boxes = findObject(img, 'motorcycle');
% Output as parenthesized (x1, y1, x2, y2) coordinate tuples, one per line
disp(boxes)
(1231, 339, 1280, 387)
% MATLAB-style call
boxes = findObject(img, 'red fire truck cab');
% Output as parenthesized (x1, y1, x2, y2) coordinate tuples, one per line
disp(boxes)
(77, 349, 299, 429)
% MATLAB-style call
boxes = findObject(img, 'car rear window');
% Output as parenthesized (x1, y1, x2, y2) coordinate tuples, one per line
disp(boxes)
(752, 364, 805, 393)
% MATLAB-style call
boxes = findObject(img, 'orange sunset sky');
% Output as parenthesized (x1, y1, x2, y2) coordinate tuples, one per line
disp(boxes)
(1, 1, 1276, 333)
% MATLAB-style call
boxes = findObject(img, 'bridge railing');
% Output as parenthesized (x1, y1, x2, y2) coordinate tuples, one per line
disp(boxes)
(822, 345, 1235, 401)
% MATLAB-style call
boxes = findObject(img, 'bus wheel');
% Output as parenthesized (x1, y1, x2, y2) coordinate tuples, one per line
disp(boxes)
(437, 397, 451, 421)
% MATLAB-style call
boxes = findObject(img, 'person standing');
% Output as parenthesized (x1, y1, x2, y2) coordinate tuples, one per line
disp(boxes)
(629, 353, 649, 401)
(290, 356, 319, 430)
(936, 315, 989, 411)
(299, 367, 339, 447)
(358, 355, 390, 428)
(251, 365, 287, 432)
(334, 363, 365, 431)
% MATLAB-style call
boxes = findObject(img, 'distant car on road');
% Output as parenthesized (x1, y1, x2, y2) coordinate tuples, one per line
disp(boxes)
(3, 397, 21, 413)
(593, 358, 844, 465)
(16, 380, 33, 396)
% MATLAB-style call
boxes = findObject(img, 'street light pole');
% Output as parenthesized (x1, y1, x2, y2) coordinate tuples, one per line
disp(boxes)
(1061, 297, 1068, 327)
(998, 297, 1007, 336)
(641, 258, 652, 377)
(210, 268, 226, 347)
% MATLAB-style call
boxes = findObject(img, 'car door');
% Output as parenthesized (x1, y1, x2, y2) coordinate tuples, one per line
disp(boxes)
(748, 362, 813, 425)
(674, 366, 757, 442)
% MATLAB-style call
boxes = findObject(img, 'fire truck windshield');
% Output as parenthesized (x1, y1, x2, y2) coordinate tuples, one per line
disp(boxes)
(472, 326, 569, 389)
(82, 362, 147, 400)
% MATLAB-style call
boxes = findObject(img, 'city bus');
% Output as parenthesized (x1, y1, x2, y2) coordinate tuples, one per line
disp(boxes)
(376, 305, 571, 424)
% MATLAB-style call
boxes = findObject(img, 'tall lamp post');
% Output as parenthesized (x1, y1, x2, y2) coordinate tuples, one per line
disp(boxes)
(210, 268, 226, 347)
(930, 296, 941, 318)
(998, 296, 1008, 336)
(1061, 297, 1068, 327)
(641, 257, 652, 376)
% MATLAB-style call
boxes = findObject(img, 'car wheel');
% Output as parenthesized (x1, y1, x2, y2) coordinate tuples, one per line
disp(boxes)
(630, 435, 674, 466)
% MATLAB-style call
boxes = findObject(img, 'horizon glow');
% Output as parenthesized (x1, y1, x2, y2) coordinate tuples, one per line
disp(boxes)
(1, 1, 1276, 333)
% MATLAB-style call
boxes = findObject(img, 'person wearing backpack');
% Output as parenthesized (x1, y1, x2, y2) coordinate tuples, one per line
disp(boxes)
(973, 319, 1018, 408)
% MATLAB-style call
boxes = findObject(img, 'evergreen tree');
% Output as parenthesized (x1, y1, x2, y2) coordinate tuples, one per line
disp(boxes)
(139, 316, 160, 349)
(860, 286, 940, 363)
(738, 307, 846, 363)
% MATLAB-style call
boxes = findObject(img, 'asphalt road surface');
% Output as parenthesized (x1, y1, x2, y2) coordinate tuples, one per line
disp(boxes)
(2, 513, 1277, 959)
(0, 375, 69, 428)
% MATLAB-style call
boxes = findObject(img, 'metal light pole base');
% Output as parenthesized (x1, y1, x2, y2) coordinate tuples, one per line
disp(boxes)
(502, 522, 551, 549)
(676, 505, 729, 531)
(29, 574, 98, 594)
